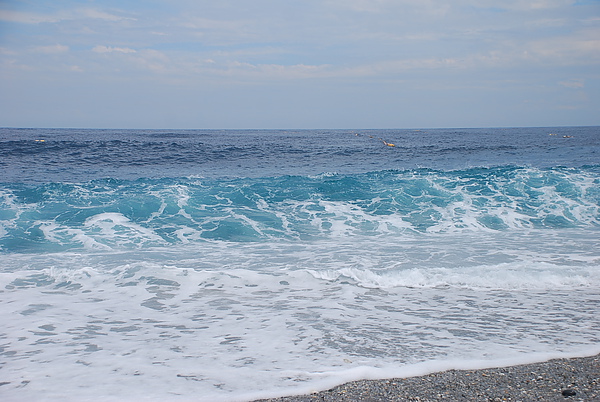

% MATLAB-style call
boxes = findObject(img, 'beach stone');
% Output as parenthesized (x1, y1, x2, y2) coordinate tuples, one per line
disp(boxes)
(561, 388, 577, 397)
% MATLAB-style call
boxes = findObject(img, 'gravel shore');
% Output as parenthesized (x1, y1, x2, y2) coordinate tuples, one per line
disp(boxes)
(255, 354, 599, 401)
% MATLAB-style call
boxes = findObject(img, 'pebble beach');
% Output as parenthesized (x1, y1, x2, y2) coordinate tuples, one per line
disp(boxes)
(255, 354, 599, 401)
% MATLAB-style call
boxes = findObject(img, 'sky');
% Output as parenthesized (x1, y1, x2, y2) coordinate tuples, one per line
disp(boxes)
(0, 0, 599, 129)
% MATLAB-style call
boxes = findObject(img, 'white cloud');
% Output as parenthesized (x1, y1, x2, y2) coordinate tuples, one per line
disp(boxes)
(0, 57, 34, 71)
(559, 79, 584, 88)
(77, 8, 135, 22)
(0, 8, 134, 24)
(92, 45, 137, 54)
(0, 47, 17, 56)
(526, 30, 600, 64)
(178, 16, 261, 45)
(462, 0, 576, 10)
(324, 0, 575, 15)
(327, 0, 395, 13)
(0, 9, 60, 24)
(334, 57, 468, 78)
(33, 44, 70, 54)
(130, 49, 171, 73)
(527, 0, 576, 9)
(224, 61, 332, 79)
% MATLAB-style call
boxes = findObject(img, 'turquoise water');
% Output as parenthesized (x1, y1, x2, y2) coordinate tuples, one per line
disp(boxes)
(2, 166, 599, 251)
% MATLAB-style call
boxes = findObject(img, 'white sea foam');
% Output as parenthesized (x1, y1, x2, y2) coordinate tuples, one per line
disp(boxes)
(1, 227, 599, 401)
(36, 213, 167, 250)
(309, 262, 600, 290)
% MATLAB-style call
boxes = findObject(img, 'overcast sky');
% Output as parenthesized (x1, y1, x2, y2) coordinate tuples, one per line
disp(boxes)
(1, 0, 599, 129)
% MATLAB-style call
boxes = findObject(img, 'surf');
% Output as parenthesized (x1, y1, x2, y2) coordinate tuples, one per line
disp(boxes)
(1, 166, 598, 253)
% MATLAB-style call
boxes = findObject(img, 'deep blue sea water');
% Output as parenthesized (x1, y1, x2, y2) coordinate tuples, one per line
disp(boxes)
(1, 127, 599, 401)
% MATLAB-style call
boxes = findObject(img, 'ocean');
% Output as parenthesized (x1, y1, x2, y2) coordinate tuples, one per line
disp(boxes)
(1, 127, 599, 401)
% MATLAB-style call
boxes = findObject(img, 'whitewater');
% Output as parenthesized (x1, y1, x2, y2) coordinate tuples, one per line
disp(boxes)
(0, 127, 599, 401)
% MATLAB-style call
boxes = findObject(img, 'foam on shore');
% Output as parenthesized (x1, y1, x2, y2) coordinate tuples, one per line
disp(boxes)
(252, 352, 600, 402)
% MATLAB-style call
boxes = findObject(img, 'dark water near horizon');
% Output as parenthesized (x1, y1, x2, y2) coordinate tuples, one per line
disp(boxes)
(2, 126, 598, 183)
(1, 127, 599, 401)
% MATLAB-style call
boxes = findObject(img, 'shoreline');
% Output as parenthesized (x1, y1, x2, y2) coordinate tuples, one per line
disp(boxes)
(254, 353, 599, 401)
